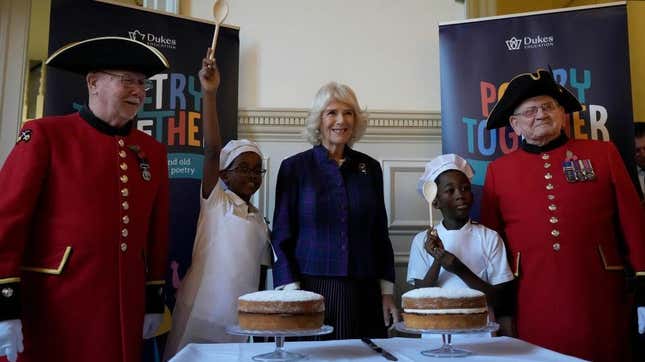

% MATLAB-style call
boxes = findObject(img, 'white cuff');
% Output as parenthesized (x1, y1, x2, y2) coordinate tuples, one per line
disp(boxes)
(638, 306, 645, 334)
(0, 319, 23, 362)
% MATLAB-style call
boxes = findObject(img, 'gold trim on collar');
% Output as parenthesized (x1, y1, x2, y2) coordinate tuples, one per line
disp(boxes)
(0, 277, 20, 284)
(597, 245, 624, 271)
(514, 252, 520, 278)
(146, 280, 165, 286)
(636, 271, 645, 277)
(22, 246, 73, 275)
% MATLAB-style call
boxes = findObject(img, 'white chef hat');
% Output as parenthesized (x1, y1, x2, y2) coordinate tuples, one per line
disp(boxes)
(417, 154, 474, 197)
(219, 139, 263, 170)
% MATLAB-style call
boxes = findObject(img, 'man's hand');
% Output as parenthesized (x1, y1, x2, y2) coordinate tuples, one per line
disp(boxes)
(382, 294, 399, 327)
(142, 313, 163, 339)
(199, 48, 221, 93)
(0, 319, 23, 362)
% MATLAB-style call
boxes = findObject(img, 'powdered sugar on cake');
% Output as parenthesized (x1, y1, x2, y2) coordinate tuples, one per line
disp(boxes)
(239, 290, 323, 302)
(402, 287, 484, 299)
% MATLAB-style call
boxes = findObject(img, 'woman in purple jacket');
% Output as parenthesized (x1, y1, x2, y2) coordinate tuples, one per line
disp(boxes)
(271, 82, 398, 339)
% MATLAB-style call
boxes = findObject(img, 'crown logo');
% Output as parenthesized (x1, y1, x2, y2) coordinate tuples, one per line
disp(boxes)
(128, 30, 146, 42)
(505, 36, 522, 51)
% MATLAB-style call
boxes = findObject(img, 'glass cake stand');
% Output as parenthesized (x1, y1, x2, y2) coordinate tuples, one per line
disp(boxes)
(395, 321, 499, 358)
(226, 325, 333, 361)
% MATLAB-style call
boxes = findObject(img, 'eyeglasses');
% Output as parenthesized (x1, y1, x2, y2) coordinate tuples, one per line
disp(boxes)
(99, 71, 153, 91)
(226, 166, 267, 177)
(513, 101, 558, 118)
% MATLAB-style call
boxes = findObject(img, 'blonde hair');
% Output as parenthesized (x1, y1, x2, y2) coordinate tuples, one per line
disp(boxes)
(304, 82, 368, 146)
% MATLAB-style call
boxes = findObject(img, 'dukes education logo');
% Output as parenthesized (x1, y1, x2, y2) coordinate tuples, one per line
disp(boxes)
(128, 29, 177, 50)
(505, 37, 522, 50)
(505, 34, 555, 51)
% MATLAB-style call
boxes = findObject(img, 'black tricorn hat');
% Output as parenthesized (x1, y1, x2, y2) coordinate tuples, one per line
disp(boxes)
(45, 36, 169, 78)
(486, 69, 582, 130)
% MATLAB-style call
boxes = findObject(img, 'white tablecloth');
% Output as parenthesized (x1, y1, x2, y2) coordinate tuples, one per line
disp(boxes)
(170, 336, 587, 361)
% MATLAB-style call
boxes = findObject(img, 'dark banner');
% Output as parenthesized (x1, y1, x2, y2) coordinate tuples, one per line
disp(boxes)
(46, 0, 239, 312)
(439, 4, 636, 219)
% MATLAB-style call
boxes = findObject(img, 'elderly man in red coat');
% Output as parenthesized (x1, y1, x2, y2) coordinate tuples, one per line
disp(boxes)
(481, 68, 645, 361)
(0, 37, 170, 362)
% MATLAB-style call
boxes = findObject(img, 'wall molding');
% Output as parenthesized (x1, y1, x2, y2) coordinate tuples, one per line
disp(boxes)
(238, 107, 442, 142)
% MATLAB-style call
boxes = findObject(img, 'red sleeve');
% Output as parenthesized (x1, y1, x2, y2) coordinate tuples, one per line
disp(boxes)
(606, 142, 645, 273)
(481, 161, 505, 236)
(0, 121, 50, 319)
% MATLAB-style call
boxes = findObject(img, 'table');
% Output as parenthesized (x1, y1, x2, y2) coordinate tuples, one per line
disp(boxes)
(170, 336, 587, 361)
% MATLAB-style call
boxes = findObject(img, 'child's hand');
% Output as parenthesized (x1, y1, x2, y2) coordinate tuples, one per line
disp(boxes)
(424, 229, 465, 274)
(433, 249, 464, 274)
(424, 227, 444, 255)
(199, 48, 220, 92)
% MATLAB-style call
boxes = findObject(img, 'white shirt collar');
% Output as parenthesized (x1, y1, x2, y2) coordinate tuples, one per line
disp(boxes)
(437, 219, 473, 233)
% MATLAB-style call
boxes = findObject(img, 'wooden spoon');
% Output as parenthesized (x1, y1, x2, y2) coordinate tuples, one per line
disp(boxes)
(210, 0, 230, 59)
(422, 181, 438, 227)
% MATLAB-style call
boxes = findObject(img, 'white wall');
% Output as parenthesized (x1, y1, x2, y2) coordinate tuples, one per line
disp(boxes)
(186, 0, 465, 110)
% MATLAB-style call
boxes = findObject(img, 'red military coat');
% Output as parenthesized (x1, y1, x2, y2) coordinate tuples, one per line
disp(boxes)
(482, 137, 645, 362)
(0, 110, 169, 362)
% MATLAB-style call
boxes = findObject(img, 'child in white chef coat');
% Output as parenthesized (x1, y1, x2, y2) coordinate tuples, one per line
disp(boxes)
(164, 51, 273, 360)
(406, 154, 515, 336)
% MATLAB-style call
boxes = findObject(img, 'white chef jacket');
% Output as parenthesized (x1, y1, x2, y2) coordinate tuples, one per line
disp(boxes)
(407, 219, 513, 287)
(406, 220, 514, 339)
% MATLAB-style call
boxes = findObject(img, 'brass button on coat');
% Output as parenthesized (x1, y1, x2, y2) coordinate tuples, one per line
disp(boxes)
(548, 204, 557, 211)
(118, 139, 125, 147)
(542, 154, 550, 160)
(544, 162, 551, 168)
(121, 188, 129, 197)
(551, 229, 560, 237)
(119, 150, 127, 158)
(544, 173, 552, 180)
(120, 175, 128, 183)
(121, 228, 128, 237)
(548, 194, 555, 200)
(120, 163, 128, 171)
(549, 216, 559, 224)
(553, 243, 561, 251)
(122, 215, 130, 224)
(122, 201, 129, 210)
(546, 184, 554, 190)
(120, 243, 128, 252)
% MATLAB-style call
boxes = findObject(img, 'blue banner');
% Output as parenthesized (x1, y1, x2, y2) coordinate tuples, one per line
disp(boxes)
(439, 4, 637, 219)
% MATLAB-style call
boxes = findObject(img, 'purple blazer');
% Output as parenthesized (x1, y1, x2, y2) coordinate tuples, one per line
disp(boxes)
(271, 145, 395, 287)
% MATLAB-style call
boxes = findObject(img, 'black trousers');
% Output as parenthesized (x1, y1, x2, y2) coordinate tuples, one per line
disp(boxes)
(301, 275, 388, 340)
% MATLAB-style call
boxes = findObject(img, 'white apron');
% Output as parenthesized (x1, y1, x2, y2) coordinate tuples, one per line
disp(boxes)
(164, 182, 270, 360)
